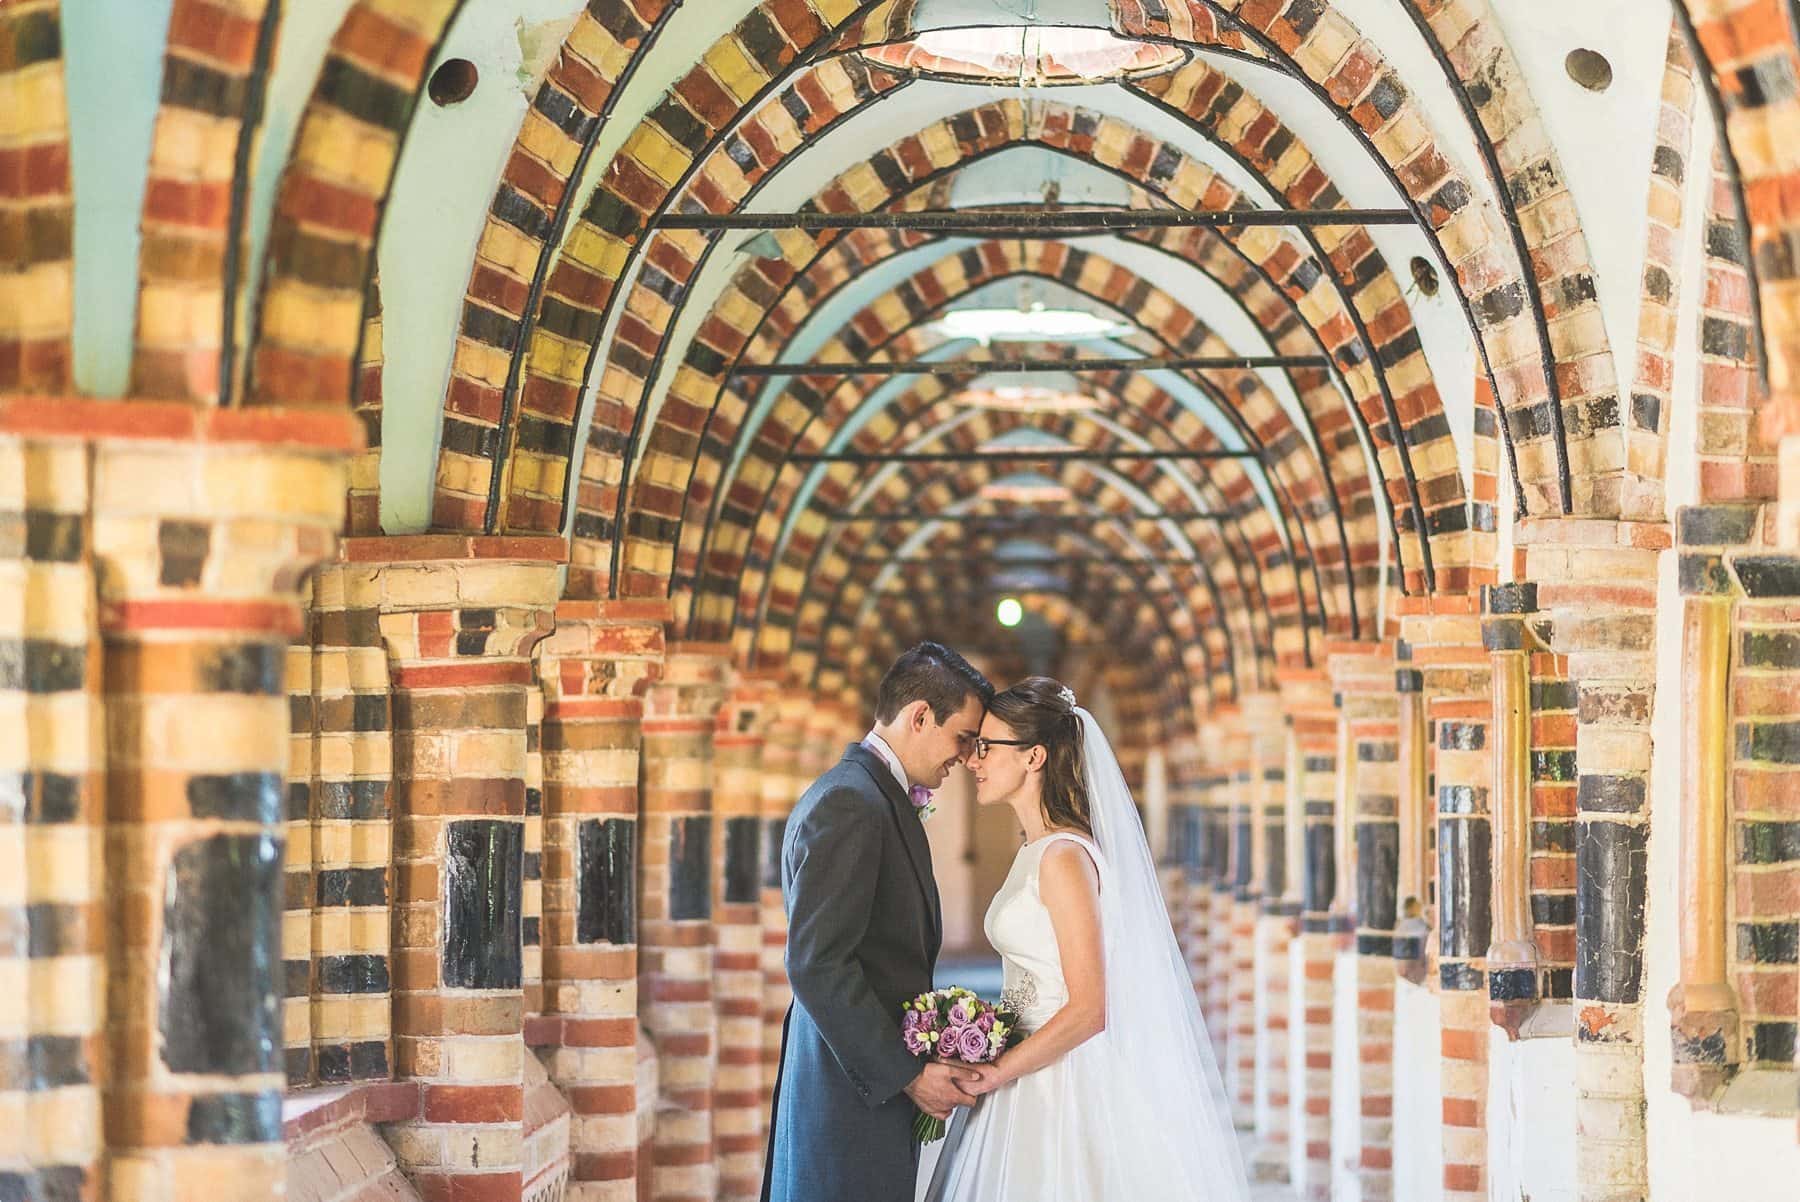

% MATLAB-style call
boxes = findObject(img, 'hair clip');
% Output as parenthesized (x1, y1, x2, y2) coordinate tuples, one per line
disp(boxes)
(1058, 685, 1077, 710)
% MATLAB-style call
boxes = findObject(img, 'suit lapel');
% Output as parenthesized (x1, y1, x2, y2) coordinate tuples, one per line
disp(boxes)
(844, 745, 942, 947)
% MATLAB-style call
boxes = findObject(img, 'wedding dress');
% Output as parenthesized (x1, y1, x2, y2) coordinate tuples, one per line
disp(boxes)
(920, 711, 1250, 1202)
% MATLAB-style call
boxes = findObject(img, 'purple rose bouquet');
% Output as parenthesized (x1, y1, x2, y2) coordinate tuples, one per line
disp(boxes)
(900, 986, 1020, 1142)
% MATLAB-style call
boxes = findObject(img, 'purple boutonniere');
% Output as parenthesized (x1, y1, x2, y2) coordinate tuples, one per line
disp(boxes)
(908, 784, 935, 821)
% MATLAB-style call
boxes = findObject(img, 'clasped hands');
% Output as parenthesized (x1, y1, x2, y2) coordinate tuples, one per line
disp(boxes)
(903, 1060, 1013, 1120)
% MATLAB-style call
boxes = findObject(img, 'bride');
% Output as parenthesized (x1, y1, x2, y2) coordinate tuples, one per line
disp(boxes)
(920, 677, 1250, 1201)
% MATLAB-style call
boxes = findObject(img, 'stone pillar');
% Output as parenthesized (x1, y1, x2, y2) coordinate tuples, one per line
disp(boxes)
(1245, 692, 1292, 1181)
(1328, 642, 1397, 1202)
(90, 412, 351, 1202)
(759, 692, 811, 1111)
(714, 673, 778, 1202)
(1279, 667, 1337, 1202)
(1397, 595, 1492, 1202)
(1222, 706, 1259, 1128)
(1200, 757, 1234, 1057)
(1521, 518, 1667, 1202)
(353, 534, 564, 1202)
(1486, 585, 1542, 1030)
(639, 645, 730, 1202)
(537, 600, 669, 1202)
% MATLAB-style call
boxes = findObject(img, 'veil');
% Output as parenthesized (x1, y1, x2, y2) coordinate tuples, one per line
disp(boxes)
(1069, 706, 1251, 1198)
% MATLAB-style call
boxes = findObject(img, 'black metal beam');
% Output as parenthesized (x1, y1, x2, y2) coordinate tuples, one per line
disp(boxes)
(792, 447, 1258, 466)
(853, 553, 1212, 568)
(657, 208, 1418, 233)
(730, 353, 1326, 378)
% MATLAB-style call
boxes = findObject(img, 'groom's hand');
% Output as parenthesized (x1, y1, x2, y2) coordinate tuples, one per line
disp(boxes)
(903, 1063, 981, 1119)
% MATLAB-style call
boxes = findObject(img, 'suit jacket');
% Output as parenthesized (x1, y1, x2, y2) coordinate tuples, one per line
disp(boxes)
(762, 743, 943, 1202)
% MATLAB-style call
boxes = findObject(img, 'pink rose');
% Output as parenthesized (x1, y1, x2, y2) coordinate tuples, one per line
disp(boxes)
(975, 1011, 995, 1033)
(954, 1024, 991, 1062)
(948, 999, 974, 1026)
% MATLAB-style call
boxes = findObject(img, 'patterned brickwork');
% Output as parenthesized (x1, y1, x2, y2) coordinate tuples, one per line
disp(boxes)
(245, 0, 462, 408)
(1699, 146, 1778, 502)
(288, 1116, 424, 1202)
(129, 0, 280, 404)
(1279, 667, 1339, 1202)
(525, 670, 547, 1017)
(1245, 692, 1292, 1182)
(303, 563, 397, 1089)
(0, 433, 99, 1202)
(639, 647, 729, 1202)
(758, 694, 812, 1114)
(712, 675, 776, 1202)
(1530, 645, 1578, 1002)
(349, 275, 384, 534)
(287, 637, 318, 1086)
(1520, 517, 1667, 1202)
(1329, 642, 1397, 1202)
(349, 535, 564, 1202)
(91, 423, 349, 1202)
(0, 1, 73, 393)
(536, 599, 668, 1202)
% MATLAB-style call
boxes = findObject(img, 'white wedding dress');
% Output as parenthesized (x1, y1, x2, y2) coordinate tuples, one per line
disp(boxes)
(919, 710, 1250, 1202)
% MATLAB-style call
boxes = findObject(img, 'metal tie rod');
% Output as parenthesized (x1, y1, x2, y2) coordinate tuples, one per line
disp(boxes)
(825, 511, 1223, 524)
(791, 448, 1258, 466)
(657, 208, 1418, 232)
(731, 354, 1326, 378)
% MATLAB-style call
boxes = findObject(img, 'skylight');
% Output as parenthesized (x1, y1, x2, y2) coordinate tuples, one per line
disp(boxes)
(955, 385, 1101, 414)
(932, 304, 1126, 344)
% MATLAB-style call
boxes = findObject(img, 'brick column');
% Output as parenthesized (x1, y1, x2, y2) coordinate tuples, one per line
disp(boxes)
(88, 411, 352, 1202)
(759, 693, 811, 1111)
(1521, 518, 1667, 1202)
(1329, 642, 1397, 1202)
(1245, 692, 1293, 1180)
(1201, 719, 1237, 1065)
(1279, 668, 1337, 1202)
(536, 599, 669, 1202)
(1398, 596, 1492, 1202)
(351, 534, 564, 1202)
(1221, 706, 1259, 1128)
(714, 673, 778, 1202)
(639, 645, 729, 1202)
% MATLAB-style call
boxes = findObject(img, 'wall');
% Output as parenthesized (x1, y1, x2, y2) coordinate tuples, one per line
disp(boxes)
(1332, 953, 1364, 1202)
(1391, 980, 1445, 1202)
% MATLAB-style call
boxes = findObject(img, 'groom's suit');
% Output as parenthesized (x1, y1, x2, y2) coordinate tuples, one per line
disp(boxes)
(762, 742, 943, 1202)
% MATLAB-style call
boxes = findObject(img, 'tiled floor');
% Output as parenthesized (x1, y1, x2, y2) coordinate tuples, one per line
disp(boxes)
(935, 951, 1303, 1201)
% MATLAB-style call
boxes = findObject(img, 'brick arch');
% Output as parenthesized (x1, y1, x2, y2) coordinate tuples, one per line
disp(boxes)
(770, 405, 1281, 699)
(467, 0, 1573, 544)
(1678, 0, 1800, 442)
(242, 0, 465, 407)
(676, 244, 1336, 666)
(0, 1, 73, 392)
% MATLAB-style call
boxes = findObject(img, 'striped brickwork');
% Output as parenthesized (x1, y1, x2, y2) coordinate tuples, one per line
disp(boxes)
(536, 599, 669, 1202)
(0, 1, 73, 393)
(245, 0, 462, 407)
(286, 637, 318, 1086)
(1529, 645, 1578, 1003)
(1329, 641, 1398, 1202)
(1245, 691, 1292, 1182)
(90, 418, 350, 1202)
(713, 675, 778, 1202)
(348, 275, 384, 535)
(639, 647, 729, 1202)
(349, 535, 563, 1202)
(524, 670, 546, 1017)
(759, 694, 814, 1114)
(0, 431, 99, 1202)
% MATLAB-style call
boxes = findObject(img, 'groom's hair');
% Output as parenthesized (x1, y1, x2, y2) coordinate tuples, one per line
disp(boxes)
(874, 642, 993, 725)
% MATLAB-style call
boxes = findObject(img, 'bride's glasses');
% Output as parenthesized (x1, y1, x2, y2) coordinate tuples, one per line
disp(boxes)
(973, 737, 1032, 759)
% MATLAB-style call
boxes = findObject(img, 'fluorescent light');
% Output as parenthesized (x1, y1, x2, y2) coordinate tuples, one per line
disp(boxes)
(932, 305, 1125, 345)
(996, 597, 1024, 627)
(955, 385, 1100, 414)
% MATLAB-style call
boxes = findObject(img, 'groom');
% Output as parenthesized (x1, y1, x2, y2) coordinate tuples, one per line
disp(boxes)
(762, 642, 993, 1202)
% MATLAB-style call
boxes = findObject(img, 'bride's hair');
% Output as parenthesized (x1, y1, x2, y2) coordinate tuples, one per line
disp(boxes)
(987, 676, 1092, 838)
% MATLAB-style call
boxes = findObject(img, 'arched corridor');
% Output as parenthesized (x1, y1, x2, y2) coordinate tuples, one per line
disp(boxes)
(2, 0, 1800, 1199)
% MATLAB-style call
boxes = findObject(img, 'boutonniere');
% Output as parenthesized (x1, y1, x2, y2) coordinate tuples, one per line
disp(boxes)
(908, 784, 936, 821)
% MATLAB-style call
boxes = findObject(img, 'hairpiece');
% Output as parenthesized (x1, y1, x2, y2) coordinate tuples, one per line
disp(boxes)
(1058, 685, 1077, 710)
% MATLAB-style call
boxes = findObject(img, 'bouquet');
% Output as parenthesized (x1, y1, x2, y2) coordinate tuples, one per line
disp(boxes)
(900, 986, 1020, 1142)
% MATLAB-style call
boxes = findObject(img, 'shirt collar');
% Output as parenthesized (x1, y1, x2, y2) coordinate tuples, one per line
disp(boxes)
(860, 729, 910, 794)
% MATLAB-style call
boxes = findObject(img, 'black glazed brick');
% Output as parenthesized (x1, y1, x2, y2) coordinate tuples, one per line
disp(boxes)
(577, 817, 636, 946)
(722, 816, 761, 906)
(186, 772, 283, 823)
(1489, 967, 1536, 1002)
(1437, 818, 1493, 963)
(668, 816, 712, 922)
(186, 1091, 281, 1145)
(315, 867, 387, 908)
(199, 644, 283, 695)
(442, 820, 524, 990)
(160, 834, 282, 1076)
(1575, 821, 1648, 1004)
(1355, 820, 1399, 933)
(317, 954, 391, 995)
(1303, 823, 1335, 916)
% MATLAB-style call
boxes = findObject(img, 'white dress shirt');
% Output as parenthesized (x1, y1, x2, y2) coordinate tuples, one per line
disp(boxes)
(860, 729, 911, 795)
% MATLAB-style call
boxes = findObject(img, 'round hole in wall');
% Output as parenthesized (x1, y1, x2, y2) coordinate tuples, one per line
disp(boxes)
(428, 58, 479, 106)
(1564, 48, 1613, 92)
(1409, 256, 1440, 298)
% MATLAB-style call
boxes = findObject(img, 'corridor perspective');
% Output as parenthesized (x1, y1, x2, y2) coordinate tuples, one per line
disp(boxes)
(3, 0, 1800, 1199)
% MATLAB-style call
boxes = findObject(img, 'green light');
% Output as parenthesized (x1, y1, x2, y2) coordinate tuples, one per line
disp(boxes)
(996, 597, 1024, 627)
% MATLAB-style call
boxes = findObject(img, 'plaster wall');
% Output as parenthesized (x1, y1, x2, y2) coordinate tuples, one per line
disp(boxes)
(1331, 952, 1365, 1202)
(1390, 978, 1444, 1202)
(1486, 1026, 1577, 1202)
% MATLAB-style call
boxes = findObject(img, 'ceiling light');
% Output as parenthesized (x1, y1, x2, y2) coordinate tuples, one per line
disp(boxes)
(932, 304, 1125, 345)
(866, 25, 1187, 84)
(955, 385, 1100, 414)
(979, 481, 1073, 504)
(996, 597, 1024, 627)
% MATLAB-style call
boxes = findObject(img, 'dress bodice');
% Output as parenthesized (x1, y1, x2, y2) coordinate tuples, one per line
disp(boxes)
(982, 832, 1101, 1032)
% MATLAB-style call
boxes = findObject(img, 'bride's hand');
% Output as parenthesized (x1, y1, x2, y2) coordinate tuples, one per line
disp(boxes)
(963, 1061, 1012, 1096)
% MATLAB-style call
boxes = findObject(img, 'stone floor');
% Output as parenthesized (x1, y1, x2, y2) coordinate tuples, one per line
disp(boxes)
(936, 951, 1303, 1201)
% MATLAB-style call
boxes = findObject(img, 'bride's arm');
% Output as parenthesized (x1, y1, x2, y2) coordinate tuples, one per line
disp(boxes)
(971, 842, 1105, 1091)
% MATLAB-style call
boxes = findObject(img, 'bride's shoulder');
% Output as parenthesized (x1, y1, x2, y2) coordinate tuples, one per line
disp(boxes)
(1035, 833, 1102, 886)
